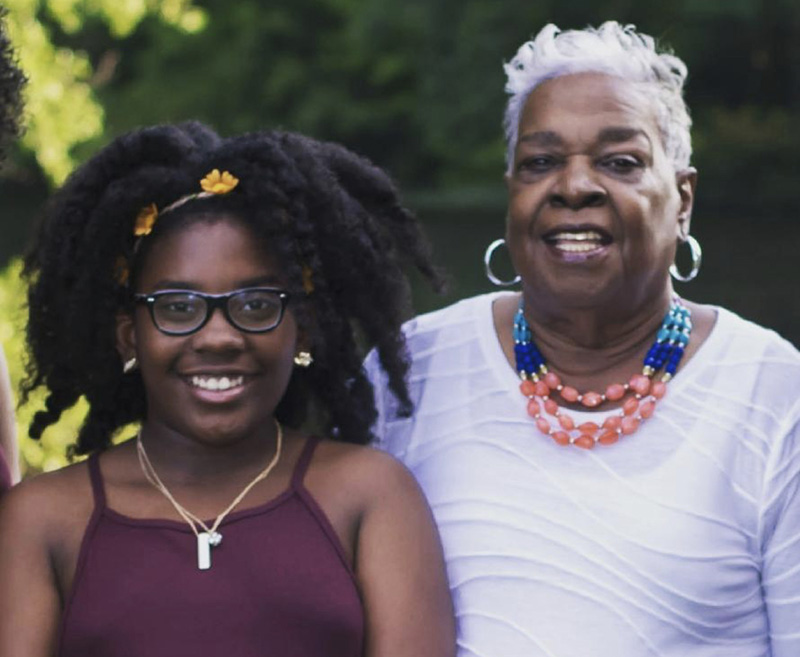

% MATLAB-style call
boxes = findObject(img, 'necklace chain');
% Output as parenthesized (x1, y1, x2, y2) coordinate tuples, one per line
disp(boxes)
(136, 421, 283, 541)
(514, 299, 692, 448)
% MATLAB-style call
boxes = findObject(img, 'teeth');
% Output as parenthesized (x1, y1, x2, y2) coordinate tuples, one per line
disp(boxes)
(550, 231, 604, 241)
(556, 242, 602, 252)
(547, 230, 607, 253)
(190, 375, 244, 391)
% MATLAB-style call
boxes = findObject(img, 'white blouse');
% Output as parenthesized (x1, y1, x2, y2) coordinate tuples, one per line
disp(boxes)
(365, 293, 800, 657)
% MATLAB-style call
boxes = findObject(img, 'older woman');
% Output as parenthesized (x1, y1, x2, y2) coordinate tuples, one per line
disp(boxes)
(0, 9, 25, 490)
(365, 22, 800, 657)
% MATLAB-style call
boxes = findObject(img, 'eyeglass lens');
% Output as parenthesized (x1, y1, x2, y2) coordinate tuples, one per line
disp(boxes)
(151, 289, 284, 333)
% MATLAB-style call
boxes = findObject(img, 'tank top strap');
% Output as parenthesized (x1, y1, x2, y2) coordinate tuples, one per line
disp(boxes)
(290, 436, 321, 490)
(87, 452, 107, 510)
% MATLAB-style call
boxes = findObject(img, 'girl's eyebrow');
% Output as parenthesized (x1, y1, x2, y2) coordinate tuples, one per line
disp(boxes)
(149, 279, 197, 290)
(149, 275, 283, 291)
(237, 275, 284, 288)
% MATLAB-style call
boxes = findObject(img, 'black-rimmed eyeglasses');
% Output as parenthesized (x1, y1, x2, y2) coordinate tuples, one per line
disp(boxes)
(133, 287, 291, 336)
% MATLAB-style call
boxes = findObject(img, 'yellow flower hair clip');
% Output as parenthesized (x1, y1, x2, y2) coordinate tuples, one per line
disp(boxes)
(114, 255, 130, 286)
(301, 265, 314, 295)
(121, 169, 242, 286)
(130, 169, 240, 239)
(134, 203, 158, 237)
(200, 169, 239, 195)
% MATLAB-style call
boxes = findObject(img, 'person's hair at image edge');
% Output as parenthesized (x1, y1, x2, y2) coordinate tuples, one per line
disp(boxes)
(0, 7, 26, 161)
(503, 21, 692, 172)
(22, 122, 444, 455)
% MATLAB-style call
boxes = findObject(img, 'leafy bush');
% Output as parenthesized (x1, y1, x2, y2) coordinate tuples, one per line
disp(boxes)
(0, 258, 86, 474)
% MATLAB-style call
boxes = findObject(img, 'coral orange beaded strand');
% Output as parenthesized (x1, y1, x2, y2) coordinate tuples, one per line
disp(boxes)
(514, 299, 692, 449)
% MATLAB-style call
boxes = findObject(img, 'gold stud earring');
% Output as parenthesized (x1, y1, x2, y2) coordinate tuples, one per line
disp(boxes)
(123, 357, 138, 374)
(293, 351, 313, 368)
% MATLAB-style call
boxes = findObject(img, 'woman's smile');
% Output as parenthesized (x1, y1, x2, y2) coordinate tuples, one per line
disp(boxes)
(506, 71, 694, 309)
(542, 225, 614, 262)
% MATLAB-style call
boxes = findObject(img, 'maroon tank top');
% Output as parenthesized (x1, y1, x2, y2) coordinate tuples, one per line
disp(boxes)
(58, 438, 364, 657)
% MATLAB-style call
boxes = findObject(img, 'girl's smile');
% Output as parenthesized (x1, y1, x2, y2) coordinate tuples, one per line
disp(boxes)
(184, 373, 249, 402)
(117, 214, 301, 447)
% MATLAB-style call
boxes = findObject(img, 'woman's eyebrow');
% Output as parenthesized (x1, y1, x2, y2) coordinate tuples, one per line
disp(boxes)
(517, 131, 563, 147)
(596, 126, 651, 146)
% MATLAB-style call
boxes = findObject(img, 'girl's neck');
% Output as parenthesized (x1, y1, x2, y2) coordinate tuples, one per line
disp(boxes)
(137, 420, 280, 485)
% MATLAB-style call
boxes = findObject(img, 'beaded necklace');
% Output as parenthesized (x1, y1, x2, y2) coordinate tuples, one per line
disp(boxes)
(513, 299, 692, 449)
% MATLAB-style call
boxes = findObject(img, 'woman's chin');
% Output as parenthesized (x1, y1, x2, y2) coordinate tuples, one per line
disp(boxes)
(528, 269, 627, 310)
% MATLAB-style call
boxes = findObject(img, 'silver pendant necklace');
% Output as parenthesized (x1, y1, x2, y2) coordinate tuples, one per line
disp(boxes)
(136, 422, 283, 570)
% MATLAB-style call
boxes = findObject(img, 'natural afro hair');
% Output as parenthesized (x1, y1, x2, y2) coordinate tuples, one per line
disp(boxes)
(23, 122, 444, 455)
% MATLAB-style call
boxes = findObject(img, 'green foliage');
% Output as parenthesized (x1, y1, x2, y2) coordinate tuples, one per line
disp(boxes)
(97, 0, 429, 181)
(1, 0, 205, 473)
(83, 0, 800, 196)
(4, 0, 205, 183)
(0, 259, 84, 473)
(694, 105, 800, 213)
(45, 0, 205, 37)
(1, 0, 798, 474)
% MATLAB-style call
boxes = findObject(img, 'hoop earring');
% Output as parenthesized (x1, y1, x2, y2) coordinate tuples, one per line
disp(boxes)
(293, 351, 313, 368)
(484, 238, 521, 287)
(123, 357, 138, 374)
(669, 234, 702, 283)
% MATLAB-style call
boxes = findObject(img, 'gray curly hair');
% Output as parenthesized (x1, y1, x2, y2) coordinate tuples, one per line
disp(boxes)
(503, 22, 692, 172)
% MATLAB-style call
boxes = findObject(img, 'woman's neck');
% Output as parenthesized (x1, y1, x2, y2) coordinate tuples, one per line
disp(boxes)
(495, 285, 677, 394)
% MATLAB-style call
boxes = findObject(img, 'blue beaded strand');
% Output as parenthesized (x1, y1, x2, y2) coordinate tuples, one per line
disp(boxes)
(514, 299, 692, 383)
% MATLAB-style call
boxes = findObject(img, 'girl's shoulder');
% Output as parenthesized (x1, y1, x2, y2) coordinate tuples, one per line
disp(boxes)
(0, 457, 94, 548)
(307, 438, 424, 507)
(2, 457, 93, 506)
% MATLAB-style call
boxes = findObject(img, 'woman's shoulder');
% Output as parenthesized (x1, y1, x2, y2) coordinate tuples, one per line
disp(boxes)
(687, 303, 800, 434)
(684, 301, 797, 362)
(404, 292, 509, 334)
(701, 304, 800, 372)
(365, 293, 509, 369)
(738, 315, 797, 361)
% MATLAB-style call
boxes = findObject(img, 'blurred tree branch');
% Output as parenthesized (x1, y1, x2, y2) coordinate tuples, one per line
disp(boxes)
(4, 0, 205, 183)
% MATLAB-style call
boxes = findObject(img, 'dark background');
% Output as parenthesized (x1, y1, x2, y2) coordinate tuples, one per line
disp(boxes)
(2, 0, 798, 344)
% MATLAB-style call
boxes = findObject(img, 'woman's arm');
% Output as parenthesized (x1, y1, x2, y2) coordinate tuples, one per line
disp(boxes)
(0, 346, 19, 485)
(0, 480, 63, 656)
(356, 452, 456, 657)
(760, 410, 800, 657)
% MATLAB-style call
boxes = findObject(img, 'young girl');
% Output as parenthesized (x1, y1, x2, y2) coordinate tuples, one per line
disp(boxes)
(0, 122, 455, 656)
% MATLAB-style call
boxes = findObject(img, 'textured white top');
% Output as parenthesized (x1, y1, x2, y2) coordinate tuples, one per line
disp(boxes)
(365, 293, 800, 657)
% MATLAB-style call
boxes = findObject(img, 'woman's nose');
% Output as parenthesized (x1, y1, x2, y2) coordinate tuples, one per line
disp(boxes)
(548, 158, 606, 210)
